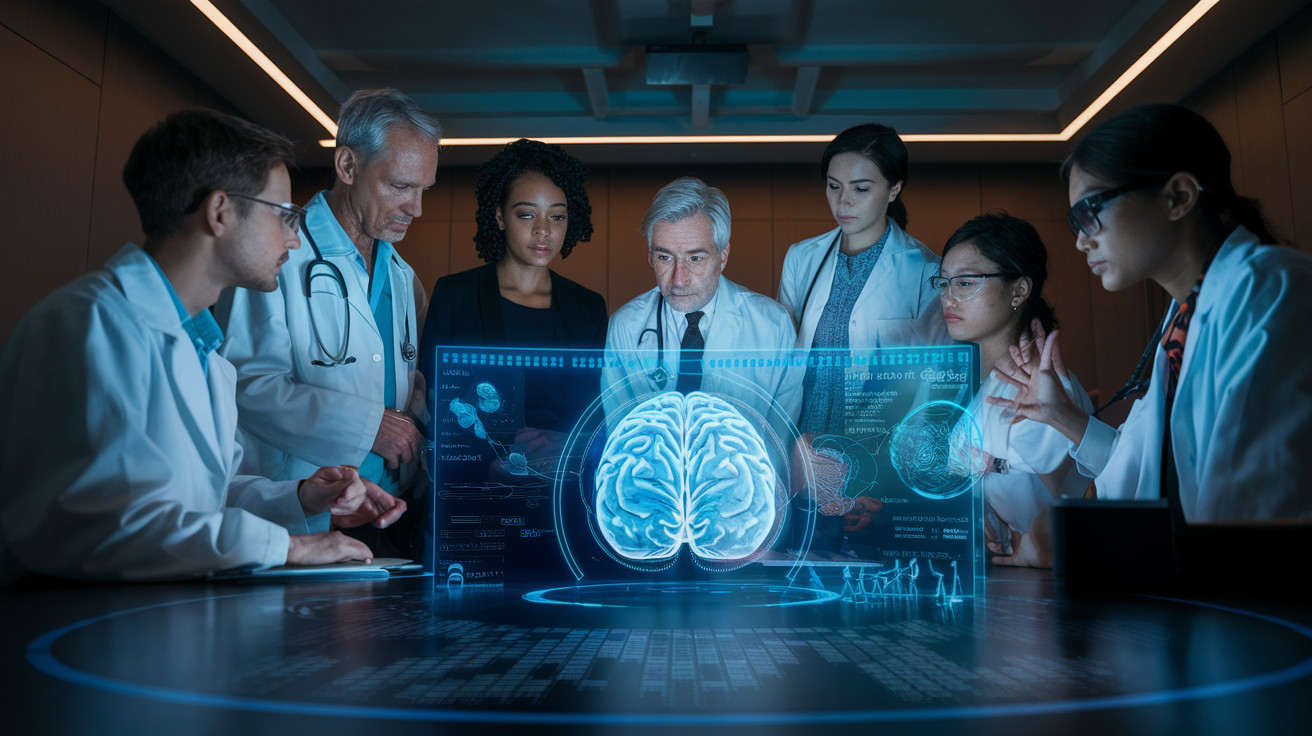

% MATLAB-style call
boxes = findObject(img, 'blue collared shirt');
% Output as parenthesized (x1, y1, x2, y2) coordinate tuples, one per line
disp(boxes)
(145, 253, 224, 376)
(304, 191, 399, 492)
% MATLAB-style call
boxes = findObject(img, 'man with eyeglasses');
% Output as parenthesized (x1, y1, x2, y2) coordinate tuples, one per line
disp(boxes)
(216, 89, 440, 554)
(602, 177, 802, 424)
(0, 110, 400, 583)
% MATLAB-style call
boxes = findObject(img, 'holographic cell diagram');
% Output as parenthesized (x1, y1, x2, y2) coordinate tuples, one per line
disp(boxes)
(593, 392, 779, 563)
(888, 400, 983, 500)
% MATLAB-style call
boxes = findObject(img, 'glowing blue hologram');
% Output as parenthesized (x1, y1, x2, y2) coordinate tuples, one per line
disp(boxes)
(448, 398, 488, 440)
(807, 435, 879, 516)
(505, 452, 528, 476)
(807, 565, 827, 592)
(446, 383, 567, 484)
(839, 566, 857, 602)
(594, 392, 778, 564)
(889, 400, 985, 500)
(475, 381, 501, 413)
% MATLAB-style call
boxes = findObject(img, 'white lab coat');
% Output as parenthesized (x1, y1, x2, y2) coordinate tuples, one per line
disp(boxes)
(0, 245, 306, 583)
(603, 277, 803, 425)
(777, 223, 950, 350)
(1072, 227, 1312, 520)
(972, 372, 1094, 533)
(217, 192, 422, 490)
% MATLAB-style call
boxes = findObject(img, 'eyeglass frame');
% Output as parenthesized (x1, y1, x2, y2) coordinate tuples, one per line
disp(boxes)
(226, 192, 308, 232)
(1065, 179, 1167, 237)
(928, 272, 1021, 302)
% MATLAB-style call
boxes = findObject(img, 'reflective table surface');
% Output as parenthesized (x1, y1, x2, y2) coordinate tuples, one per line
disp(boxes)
(4, 567, 1310, 735)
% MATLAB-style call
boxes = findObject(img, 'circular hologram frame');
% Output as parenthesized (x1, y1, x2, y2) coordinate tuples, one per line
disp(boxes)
(523, 582, 838, 608)
(889, 400, 983, 500)
(26, 589, 1312, 728)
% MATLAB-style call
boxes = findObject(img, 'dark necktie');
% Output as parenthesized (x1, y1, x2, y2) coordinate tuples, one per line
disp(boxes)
(676, 311, 704, 394)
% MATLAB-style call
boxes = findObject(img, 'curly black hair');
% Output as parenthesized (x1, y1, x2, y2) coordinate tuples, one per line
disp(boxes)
(473, 138, 594, 263)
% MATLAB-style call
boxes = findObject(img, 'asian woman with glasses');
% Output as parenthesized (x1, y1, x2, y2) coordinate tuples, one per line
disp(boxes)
(934, 213, 1094, 567)
(992, 104, 1312, 523)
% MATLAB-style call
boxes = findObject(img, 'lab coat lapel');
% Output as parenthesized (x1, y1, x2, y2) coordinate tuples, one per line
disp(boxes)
(799, 241, 839, 347)
(851, 225, 909, 321)
(111, 246, 228, 475)
(704, 277, 743, 351)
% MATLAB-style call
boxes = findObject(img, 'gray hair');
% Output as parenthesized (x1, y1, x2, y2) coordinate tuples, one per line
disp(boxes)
(336, 88, 442, 167)
(640, 177, 731, 253)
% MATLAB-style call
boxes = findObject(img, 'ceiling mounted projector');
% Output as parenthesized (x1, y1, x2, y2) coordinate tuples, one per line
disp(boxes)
(645, 44, 749, 85)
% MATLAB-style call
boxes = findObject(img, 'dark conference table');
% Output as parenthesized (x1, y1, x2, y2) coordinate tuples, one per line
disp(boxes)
(3, 566, 1310, 735)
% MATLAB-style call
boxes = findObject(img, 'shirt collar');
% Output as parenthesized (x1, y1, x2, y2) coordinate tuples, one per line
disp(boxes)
(662, 281, 720, 334)
(305, 190, 396, 277)
(143, 252, 225, 364)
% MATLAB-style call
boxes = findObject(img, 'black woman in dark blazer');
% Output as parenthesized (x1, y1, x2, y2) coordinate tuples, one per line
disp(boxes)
(419, 138, 606, 452)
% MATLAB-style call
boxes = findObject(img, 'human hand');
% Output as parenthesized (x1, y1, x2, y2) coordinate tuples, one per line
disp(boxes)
(372, 408, 421, 469)
(298, 465, 366, 516)
(514, 426, 566, 462)
(986, 324, 1089, 444)
(988, 508, 1053, 569)
(285, 531, 373, 565)
(331, 481, 408, 530)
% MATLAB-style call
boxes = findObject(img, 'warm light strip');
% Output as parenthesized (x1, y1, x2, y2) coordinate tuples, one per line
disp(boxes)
(1057, 0, 1221, 137)
(303, 0, 1223, 148)
(190, 0, 338, 137)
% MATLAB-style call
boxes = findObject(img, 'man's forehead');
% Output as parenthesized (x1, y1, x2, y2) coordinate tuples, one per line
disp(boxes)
(651, 216, 715, 252)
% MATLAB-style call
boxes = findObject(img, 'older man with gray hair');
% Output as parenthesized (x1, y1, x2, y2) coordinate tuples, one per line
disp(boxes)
(218, 89, 442, 544)
(603, 176, 801, 423)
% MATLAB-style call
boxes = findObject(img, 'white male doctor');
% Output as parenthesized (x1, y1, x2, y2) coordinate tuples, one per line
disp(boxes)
(218, 89, 440, 538)
(603, 177, 802, 423)
(0, 110, 394, 583)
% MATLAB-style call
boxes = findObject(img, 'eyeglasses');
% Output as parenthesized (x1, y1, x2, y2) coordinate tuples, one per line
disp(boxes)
(1066, 180, 1166, 237)
(928, 273, 1018, 302)
(228, 193, 307, 232)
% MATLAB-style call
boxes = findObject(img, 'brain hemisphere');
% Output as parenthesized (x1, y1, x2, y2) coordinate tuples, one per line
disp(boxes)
(595, 392, 777, 562)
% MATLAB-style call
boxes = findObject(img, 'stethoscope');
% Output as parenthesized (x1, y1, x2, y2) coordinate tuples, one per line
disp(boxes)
(1091, 311, 1167, 418)
(798, 231, 843, 323)
(302, 222, 415, 368)
(637, 294, 672, 388)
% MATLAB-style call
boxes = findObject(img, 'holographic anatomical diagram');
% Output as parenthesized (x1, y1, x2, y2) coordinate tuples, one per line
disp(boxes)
(804, 400, 985, 518)
(594, 392, 779, 563)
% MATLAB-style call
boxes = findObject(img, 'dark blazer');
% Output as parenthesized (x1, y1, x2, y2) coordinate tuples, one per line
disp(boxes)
(418, 263, 608, 381)
(422, 262, 606, 347)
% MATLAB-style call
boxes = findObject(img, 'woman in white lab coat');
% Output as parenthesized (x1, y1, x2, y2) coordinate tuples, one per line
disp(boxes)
(777, 123, 948, 553)
(778, 123, 949, 437)
(935, 213, 1093, 567)
(994, 104, 1312, 523)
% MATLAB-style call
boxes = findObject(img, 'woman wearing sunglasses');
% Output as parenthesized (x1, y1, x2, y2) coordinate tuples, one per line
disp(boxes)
(936, 213, 1094, 567)
(993, 104, 1312, 522)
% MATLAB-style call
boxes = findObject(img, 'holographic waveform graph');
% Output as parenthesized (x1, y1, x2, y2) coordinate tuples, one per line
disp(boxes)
(594, 392, 778, 563)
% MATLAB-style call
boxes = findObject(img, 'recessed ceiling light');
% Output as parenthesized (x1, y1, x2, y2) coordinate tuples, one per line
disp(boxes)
(191, 0, 1220, 148)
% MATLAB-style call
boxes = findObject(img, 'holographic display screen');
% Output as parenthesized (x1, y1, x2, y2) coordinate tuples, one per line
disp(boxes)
(429, 345, 980, 595)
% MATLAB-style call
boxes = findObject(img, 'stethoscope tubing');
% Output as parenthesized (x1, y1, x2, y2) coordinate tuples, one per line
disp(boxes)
(300, 221, 415, 366)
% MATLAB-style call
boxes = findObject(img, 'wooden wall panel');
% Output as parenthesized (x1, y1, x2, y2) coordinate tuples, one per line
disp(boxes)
(0, 0, 105, 83)
(554, 166, 610, 299)
(0, 22, 100, 343)
(1277, 2, 1312, 103)
(1231, 35, 1296, 245)
(1283, 91, 1312, 253)
(979, 164, 1069, 221)
(87, 14, 207, 269)
(771, 164, 827, 220)
(901, 164, 981, 255)
(723, 220, 775, 299)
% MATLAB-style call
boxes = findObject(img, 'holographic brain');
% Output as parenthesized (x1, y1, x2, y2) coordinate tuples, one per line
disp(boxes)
(594, 392, 778, 562)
